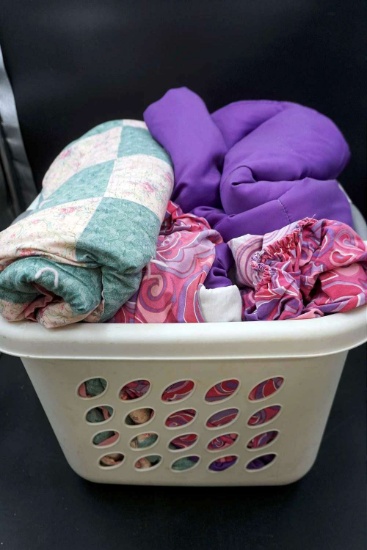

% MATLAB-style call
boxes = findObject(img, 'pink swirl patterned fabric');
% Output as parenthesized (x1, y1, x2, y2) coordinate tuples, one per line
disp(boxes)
(111, 201, 222, 323)
(229, 218, 367, 321)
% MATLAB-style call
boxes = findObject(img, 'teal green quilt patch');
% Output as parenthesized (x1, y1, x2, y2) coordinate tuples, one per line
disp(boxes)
(0, 257, 102, 315)
(76, 198, 160, 321)
(0, 118, 173, 328)
(118, 124, 171, 162)
(38, 161, 114, 211)
(79, 120, 124, 140)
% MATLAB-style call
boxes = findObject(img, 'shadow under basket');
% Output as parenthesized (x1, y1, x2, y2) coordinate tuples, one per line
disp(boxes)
(0, 305, 366, 486)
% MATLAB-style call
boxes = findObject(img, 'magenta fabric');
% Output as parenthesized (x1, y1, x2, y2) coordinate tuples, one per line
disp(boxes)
(144, 88, 353, 242)
(204, 379, 239, 402)
(229, 218, 367, 321)
(110, 201, 221, 323)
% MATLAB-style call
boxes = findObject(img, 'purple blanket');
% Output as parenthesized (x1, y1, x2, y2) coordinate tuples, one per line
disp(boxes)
(144, 88, 353, 243)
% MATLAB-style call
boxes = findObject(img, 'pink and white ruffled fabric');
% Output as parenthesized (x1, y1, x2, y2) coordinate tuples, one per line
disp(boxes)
(111, 201, 222, 323)
(229, 218, 367, 321)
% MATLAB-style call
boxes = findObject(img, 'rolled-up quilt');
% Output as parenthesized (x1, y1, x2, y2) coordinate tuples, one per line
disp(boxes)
(0, 120, 174, 328)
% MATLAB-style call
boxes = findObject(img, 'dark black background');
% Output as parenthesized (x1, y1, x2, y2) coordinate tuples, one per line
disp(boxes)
(0, 1, 366, 548)
(0, 0, 366, 214)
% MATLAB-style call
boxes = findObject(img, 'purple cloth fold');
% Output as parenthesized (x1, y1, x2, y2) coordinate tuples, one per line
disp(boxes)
(144, 88, 353, 287)
(144, 88, 352, 237)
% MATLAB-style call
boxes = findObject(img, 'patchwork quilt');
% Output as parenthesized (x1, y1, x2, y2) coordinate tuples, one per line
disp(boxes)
(0, 120, 173, 328)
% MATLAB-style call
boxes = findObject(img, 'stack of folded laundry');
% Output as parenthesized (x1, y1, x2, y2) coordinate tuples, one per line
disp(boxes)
(0, 88, 366, 328)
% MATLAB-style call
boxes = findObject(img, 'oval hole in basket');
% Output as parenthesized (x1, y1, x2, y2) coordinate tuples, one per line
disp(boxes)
(99, 453, 124, 468)
(246, 453, 277, 471)
(204, 379, 240, 403)
(171, 456, 200, 471)
(247, 405, 281, 427)
(165, 409, 197, 428)
(125, 408, 154, 426)
(246, 430, 279, 450)
(86, 405, 113, 424)
(93, 430, 120, 447)
(119, 379, 151, 401)
(134, 455, 162, 470)
(206, 408, 239, 429)
(161, 380, 195, 402)
(248, 377, 284, 401)
(130, 433, 159, 450)
(207, 433, 238, 451)
(78, 378, 107, 398)
(168, 433, 198, 451)
(208, 455, 238, 472)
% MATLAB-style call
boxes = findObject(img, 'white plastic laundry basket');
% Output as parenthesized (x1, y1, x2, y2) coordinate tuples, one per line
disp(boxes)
(1, 202, 366, 486)
(0, 306, 366, 486)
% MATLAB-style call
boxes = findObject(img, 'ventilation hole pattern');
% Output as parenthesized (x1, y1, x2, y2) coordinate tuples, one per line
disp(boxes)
(78, 378, 107, 398)
(248, 377, 284, 401)
(161, 380, 195, 402)
(81, 376, 282, 475)
(205, 379, 239, 403)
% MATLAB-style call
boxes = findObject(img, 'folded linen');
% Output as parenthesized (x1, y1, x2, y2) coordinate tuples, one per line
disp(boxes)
(110, 201, 222, 323)
(229, 218, 367, 320)
(144, 88, 353, 241)
(0, 120, 173, 328)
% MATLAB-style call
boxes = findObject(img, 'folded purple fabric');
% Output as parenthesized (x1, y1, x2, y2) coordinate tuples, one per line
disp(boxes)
(144, 88, 353, 243)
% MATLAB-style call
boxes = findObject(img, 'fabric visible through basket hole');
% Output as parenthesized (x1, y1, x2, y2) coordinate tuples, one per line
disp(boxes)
(208, 456, 238, 472)
(171, 456, 200, 471)
(78, 378, 107, 398)
(168, 433, 198, 450)
(247, 406, 281, 426)
(125, 408, 154, 426)
(248, 377, 284, 401)
(130, 433, 158, 449)
(99, 453, 124, 467)
(134, 455, 162, 469)
(165, 409, 197, 428)
(119, 380, 150, 400)
(204, 379, 239, 402)
(161, 380, 195, 402)
(86, 406, 113, 423)
(246, 453, 277, 470)
(207, 433, 238, 451)
(93, 430, 119, 446)
(206, 408, 239, 428)
(246, 431, 279, 449)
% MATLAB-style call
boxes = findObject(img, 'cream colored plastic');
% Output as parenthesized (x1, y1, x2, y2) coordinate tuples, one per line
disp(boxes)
(0, 206, 365, 485)
(20, 351, 350, 486)
(0, 305, 365, 486)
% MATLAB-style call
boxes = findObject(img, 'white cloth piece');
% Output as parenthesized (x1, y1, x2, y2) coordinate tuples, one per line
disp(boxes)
(199, 285, 242, 322)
